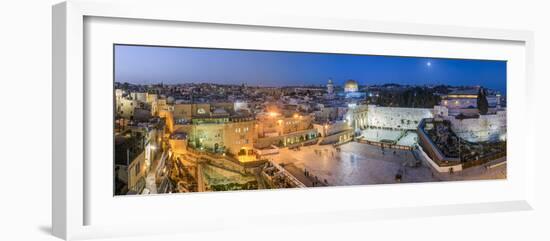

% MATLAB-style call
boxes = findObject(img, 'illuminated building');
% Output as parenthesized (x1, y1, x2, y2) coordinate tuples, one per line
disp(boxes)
(172, 103, 234, 121)
(313, 121, 354, 145)
(172, 103, 192, 121)
(130, 92, 147, 103)
(342, 79, 366, 98)
(313, 105, 346, 123)
(167, 102, 257, 161)
(345, 104, 368, 131)
(440, 88, 502, 116)
(146, 93, 158, 104)
(254, 111, 318, 148)
(234, 101, 249, 112)
(127, 151, 148, 194)
(151, 99, 168, 116)
(256, 112, 314, 137)
(344, 79, 359, 93)
(115, 89, 124, 103)
(116, 98, 137, 119)
(187, 116, 256, 160)
(326, 78, 334, 96)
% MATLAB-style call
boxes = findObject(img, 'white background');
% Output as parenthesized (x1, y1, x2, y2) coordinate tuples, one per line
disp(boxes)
(0, 0, 548, 240)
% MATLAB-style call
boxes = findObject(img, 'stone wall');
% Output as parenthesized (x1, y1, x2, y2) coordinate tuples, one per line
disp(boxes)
(447, 111, 506, 142)
(367, 105, 433, 130)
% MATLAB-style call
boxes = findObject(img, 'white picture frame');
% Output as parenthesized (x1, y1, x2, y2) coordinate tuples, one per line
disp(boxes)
(52, 1, 536, 240)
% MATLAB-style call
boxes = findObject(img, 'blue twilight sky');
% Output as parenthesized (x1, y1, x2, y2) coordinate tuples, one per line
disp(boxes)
(114, 44, 507, 95)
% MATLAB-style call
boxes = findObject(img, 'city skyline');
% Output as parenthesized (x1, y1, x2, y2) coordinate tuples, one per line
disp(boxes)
(114, 44, 507, 94)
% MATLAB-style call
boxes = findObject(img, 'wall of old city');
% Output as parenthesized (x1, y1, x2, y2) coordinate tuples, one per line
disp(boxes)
(366, 105, 434, 130)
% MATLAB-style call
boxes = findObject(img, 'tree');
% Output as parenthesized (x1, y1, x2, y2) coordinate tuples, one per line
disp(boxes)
(477, 88, 489, 115)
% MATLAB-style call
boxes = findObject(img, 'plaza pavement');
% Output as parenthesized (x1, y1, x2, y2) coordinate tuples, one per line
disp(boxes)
(270, 141, 506, 187)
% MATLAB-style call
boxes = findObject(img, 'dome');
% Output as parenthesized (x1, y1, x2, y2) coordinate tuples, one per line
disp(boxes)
(344, 79, 359, 93)
(166, 96, 175, 104)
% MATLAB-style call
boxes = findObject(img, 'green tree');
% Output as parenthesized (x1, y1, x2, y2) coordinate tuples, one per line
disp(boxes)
(477, 88, 489, 115)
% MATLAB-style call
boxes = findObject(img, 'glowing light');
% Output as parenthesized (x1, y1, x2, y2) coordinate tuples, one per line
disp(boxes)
(268, 112, 279, 117)
(426, 61, 432, 67)
(446, 94, 477, 99)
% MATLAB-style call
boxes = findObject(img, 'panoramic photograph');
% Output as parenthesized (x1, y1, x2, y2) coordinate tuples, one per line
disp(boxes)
(113, 44, 507, 195)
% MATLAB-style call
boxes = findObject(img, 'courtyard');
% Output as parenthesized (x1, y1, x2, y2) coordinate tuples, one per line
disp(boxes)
(270, 141, 506, 187)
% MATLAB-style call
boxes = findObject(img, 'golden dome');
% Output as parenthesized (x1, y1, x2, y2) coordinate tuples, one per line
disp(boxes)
(344, 79, 359, 92)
